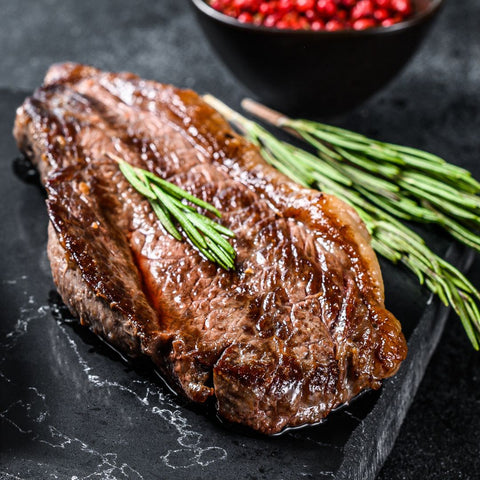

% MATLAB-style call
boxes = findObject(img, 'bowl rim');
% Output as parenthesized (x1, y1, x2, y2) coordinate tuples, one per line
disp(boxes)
(190, 0, 444, 36)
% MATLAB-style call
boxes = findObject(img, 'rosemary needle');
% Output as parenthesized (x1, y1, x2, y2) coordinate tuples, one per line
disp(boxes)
(202, 95, 480, 350)
(109, 153, 236, 270)
(240, 98, 480, 252)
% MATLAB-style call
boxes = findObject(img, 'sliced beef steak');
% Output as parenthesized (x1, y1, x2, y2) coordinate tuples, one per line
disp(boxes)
(14, 63, 407, 434)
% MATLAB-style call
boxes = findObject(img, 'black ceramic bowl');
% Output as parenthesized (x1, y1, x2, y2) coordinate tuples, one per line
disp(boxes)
(191, 0, 444, 115)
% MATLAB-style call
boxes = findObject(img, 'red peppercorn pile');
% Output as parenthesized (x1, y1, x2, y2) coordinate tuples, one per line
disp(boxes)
(208, 0, 414, 30)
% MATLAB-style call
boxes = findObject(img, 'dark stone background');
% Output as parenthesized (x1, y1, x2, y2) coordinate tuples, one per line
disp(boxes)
(0, 0, 478, 478)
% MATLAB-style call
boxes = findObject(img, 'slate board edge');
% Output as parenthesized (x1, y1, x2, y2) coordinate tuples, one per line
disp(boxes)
(337, 245, 475, 480)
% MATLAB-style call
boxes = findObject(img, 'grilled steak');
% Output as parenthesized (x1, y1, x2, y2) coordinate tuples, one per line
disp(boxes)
(14, 63, 407, 434)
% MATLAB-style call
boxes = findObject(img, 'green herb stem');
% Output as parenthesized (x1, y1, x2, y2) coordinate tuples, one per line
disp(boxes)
(109, 153, 236, 270)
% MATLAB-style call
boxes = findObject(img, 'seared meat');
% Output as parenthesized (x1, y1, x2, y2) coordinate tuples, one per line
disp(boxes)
(14, 63, 407, 434)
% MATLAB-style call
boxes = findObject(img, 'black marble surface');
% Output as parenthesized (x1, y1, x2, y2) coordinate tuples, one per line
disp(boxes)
(0, 0, 479, 478)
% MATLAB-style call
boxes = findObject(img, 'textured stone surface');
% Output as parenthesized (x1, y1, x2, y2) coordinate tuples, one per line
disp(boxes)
(0, 0, 479, 478)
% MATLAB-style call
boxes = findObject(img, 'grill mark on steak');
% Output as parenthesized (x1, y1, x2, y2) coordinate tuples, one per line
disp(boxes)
(14, 63, 407, 434)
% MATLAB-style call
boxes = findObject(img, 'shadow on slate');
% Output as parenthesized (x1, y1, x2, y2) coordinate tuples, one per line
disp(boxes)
(0, 89, 473, 480)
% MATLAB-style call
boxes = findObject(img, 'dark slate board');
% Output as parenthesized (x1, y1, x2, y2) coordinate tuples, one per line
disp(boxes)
(0, 88, 472, 480)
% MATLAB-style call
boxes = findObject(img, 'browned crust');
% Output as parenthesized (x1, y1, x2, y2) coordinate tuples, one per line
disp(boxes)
(44, 163, 162, 349)
(47, 222, 141, 356)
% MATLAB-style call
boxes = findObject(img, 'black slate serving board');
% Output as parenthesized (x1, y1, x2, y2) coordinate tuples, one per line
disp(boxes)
(0, 88, 473, 480)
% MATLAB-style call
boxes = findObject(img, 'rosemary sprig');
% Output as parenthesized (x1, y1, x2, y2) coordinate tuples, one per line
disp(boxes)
(203, 95, 480, 349)
(109, 154, 236, 270)
(240, 98, 480, 253)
